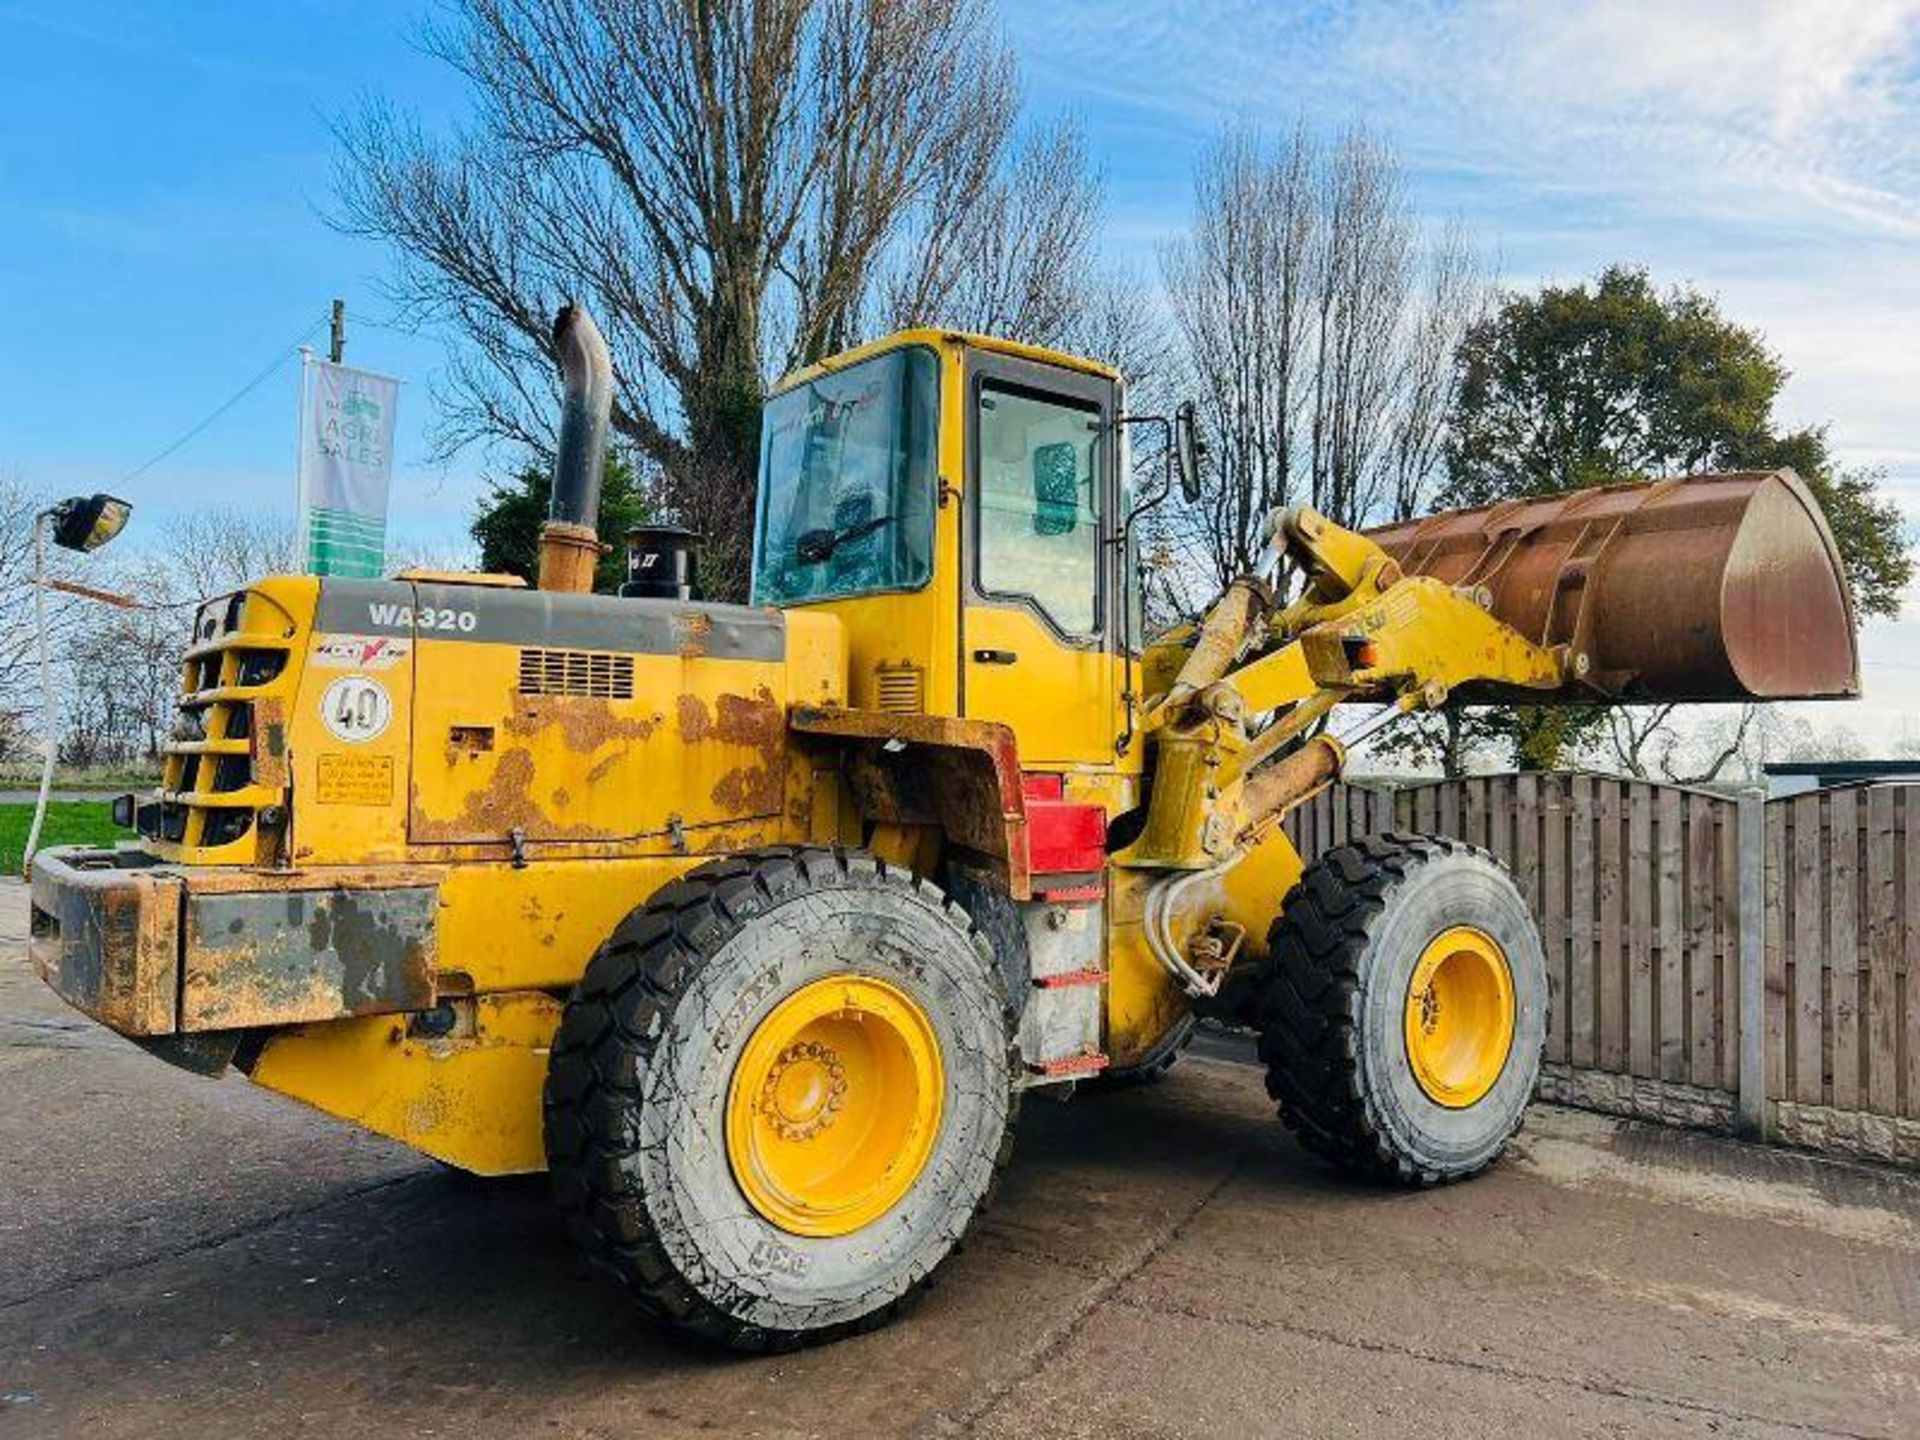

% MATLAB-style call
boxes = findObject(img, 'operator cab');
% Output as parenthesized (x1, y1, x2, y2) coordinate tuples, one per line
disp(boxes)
(751, 332, 1140, 768)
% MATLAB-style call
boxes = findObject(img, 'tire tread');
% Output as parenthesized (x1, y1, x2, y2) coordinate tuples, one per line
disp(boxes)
(1258, 832, 1541, 1188)
(543, 844, 1017, 1351)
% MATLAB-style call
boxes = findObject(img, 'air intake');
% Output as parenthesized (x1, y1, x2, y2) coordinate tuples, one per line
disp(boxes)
(518, 648, 635, 700)
(875, 663, 924, 714)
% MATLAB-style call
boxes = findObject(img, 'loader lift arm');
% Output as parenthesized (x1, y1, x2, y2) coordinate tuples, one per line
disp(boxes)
(1118, 502, 1567, 882)
(1119, 465, 1859, 998)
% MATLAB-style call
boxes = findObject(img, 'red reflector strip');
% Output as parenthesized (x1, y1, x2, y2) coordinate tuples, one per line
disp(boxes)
(1025, 1052, 1111, 1078)
(1037, 882, 1104, 903)
(1032, 967, 1107, 989)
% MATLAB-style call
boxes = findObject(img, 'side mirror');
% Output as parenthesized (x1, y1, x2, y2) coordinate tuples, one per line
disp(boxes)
(49, 493, 132, 553)
(1032, 442, 1079, 536)
(1174, 402, 1204, 504)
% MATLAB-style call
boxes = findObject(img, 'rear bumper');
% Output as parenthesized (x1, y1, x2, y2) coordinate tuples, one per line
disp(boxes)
(29, 847, 184, 1035)
(29, 846, 442, 1038)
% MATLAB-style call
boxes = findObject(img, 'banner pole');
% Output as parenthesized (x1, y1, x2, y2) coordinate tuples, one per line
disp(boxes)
(295, 347, 313, 574)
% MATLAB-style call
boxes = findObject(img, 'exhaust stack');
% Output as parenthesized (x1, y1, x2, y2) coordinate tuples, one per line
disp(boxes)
(538, 304, 614, 593)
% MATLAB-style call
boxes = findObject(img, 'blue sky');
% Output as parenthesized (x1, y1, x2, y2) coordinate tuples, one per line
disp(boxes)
(0, 2, 467, 535)
(5, 0, 1920, 738)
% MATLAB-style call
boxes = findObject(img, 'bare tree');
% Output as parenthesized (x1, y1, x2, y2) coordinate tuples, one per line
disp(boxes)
(1386, 219, 1486, 521)
(52, 510, 297, 768)
(0, 477, 48, 740)
(882, 117, 1099, 344)
(1071, 263, 1176, 412)
(1308, 128, 1412, 524)
(333, 0, 1095, 599)
(1159, 123, 1488, 599)
(1159, 124, 1317, 594)
(1604, 704, 1679, 779)
(61, 560, 179, 767)
(1703, 704, 1861, 778)
(385, 533, 481, 576)
(1604, 704, 1761, 785)
(0, 476, 90, 761)
(159, 510, 297, 604)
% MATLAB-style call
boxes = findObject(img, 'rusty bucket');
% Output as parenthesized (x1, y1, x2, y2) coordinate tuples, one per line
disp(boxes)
(1366, 470, 1859, 703)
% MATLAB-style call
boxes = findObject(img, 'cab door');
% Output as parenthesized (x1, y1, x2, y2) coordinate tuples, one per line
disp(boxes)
(961, 354, 1121, 766)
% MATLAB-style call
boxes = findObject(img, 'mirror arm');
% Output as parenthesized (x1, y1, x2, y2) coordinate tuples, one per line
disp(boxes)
(1105, 414, 1175, 757)
(1111, 414, 1176, 538)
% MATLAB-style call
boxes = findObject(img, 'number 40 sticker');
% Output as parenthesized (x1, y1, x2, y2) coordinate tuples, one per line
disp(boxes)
(321, 675, 393, 744)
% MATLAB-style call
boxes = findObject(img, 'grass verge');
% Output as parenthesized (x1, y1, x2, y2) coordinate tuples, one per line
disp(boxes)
(1, 801, 132, 876)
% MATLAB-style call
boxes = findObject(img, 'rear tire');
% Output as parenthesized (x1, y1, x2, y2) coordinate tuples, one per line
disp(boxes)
(543, 846, 1018, 1350)
(1259, 833, 1546, 1186)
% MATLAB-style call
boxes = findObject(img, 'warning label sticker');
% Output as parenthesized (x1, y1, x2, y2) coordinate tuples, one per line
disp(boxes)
(316, 752, 395, 806)
(311, 634, 410, 672)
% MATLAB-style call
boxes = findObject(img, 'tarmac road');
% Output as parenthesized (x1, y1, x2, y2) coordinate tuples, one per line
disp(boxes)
(2, 878, 1916, 1438)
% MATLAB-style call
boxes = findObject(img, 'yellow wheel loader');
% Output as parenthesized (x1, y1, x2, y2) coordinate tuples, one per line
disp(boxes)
(29, 307, 1857, 1349)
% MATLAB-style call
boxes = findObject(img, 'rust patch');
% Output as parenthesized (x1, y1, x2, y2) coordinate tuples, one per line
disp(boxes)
(505, 695, 656, 753)
(181, 862, 443, 895)
(251, 695, 290, 790)
(712, 762, 784, 816)
(678, 687, 780, 750)
(707, 686, 788, 818)
(678, 693, 714, 741)
(699, 828, 765, 853)
(586, 751, 623, 784)
(673, 610, 713, 659)
(520, 894, 561, 948)
(716, 687, 784, 747)
(409, 747, 603, 843)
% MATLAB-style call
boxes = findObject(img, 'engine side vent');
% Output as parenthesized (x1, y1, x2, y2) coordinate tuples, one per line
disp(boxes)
(518, 648, 635, 700)
(875, 663, 925, 714)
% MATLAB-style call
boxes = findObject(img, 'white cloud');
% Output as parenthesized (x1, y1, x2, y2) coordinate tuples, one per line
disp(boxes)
(1345, 0, 1920, 238)
(1018, 2, 1920, 226)
(1008, 0, 1920, 748)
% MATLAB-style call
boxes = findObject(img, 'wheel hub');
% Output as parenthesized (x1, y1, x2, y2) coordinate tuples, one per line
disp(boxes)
(759, 1040, 849, 1142)
(1403, 926, 1515, 1109)
(726, 975, 944, 1238)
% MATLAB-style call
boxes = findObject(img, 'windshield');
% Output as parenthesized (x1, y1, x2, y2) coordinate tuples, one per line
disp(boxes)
(751, 346, 939, 606)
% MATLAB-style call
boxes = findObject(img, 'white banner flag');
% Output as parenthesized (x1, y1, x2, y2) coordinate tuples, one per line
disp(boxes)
(298, 357, 400, 578)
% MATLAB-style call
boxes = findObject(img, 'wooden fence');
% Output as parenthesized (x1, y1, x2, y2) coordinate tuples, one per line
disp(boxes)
(1284, 777, 1920, 1165)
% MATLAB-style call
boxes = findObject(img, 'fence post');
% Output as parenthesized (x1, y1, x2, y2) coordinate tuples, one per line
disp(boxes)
(1736, 790, 1768, 1141)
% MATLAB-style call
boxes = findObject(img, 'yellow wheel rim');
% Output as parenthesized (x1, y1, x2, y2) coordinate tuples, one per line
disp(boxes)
(1403, 926, 1515, 1109)
(725, 975, 944, 1238)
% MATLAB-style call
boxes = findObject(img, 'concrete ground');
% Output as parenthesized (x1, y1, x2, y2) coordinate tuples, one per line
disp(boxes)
(2, 880, 1915, 1439)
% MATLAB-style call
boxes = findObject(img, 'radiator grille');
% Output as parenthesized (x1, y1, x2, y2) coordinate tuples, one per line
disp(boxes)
(518, 648, 636, 699)
(875, 663, 924, 714)
(148, 589, 289, 858)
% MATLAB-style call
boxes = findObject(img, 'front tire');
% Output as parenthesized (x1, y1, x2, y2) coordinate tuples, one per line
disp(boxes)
(1259, 833, 1547, 1186)
(543, 846, 1017, 1350)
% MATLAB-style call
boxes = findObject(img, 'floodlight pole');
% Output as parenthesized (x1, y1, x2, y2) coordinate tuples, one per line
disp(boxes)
(22, 510, 55, 874)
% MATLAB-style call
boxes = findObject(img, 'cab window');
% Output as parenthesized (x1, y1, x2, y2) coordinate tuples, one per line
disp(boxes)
(976, 384, 1102, 635)
(751, 347, 939, 606)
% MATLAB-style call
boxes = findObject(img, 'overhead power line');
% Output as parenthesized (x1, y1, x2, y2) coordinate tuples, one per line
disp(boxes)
(114, 314, 329, 488)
